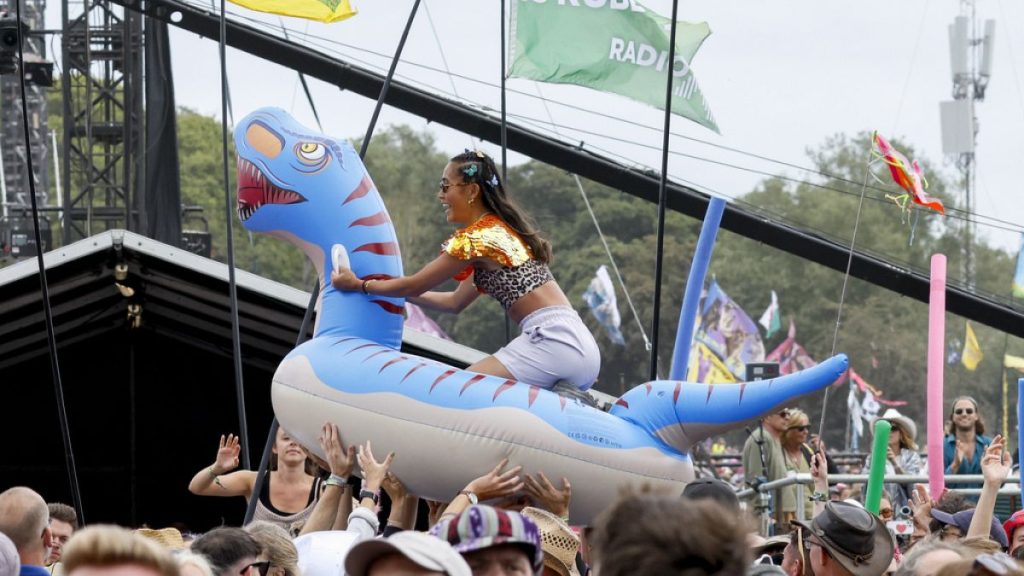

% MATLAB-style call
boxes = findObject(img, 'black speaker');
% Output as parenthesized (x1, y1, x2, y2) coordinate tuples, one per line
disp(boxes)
(745, 362, 780, 382)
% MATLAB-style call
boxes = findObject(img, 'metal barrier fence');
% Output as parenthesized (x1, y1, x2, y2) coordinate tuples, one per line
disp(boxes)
(735, 474, 1022, 536)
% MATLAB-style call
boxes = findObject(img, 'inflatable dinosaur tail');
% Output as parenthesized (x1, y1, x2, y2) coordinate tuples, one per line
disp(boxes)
(609, 354, 848, 453)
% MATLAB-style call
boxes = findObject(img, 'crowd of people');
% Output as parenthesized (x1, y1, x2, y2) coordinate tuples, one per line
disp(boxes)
(2, 151, 1020, 574)
(1, 394, 1022, 576)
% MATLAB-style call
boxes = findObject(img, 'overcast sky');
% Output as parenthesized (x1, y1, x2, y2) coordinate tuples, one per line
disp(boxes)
(47, 0, 1024, 255)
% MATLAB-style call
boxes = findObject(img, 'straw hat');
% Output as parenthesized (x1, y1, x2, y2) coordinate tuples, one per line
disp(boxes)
(520, 508, 580, 576)
(135, 527, 185, 551)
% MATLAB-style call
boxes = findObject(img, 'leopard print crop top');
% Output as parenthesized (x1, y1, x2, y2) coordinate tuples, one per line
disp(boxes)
(442, 214, 554, 309)
(472, 260, 554, 310)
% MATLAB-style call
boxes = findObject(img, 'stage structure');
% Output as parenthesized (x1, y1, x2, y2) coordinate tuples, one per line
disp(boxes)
(0, 0, 53, 258)
(60, 0, 144, 244)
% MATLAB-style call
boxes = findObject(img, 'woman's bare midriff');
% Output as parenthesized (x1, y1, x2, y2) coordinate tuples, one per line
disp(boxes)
(506, 281, 571, 325)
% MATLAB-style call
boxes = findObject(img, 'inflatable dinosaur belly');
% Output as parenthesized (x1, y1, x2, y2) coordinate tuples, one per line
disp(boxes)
(235, 108, 848, 523)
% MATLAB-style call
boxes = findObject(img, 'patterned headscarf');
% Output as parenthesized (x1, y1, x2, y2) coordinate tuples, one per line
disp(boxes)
(433, 504, 543, 575)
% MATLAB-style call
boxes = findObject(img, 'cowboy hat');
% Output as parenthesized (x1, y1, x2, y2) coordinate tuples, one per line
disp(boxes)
(792, 501, 895, 576)
(873, 408, 917, 443)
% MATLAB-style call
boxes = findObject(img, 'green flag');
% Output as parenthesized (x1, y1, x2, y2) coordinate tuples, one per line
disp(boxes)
(509, 1, 718, 133)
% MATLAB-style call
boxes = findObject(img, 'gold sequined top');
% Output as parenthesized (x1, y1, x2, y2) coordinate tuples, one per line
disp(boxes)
(442, 214, 553, 309)
(442, 214, 533, 279)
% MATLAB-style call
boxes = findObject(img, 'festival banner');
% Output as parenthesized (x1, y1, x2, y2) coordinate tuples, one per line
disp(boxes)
(961, 321, 984, 371)
(686, 341, 738, 384)
(404, 303, 450, 341)
(582, 265, 626, 345)
(509, 1, 718, 132)
(228, 0, 356, 23)
(688, 280, 765, 382)
(1014, 233, 1024, 298)
(765, 320, 817, 376)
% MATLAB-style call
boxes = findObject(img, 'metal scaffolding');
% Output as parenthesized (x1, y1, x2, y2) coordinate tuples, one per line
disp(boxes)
(61, 0, 143, 243)
(0, 0, 50, 257)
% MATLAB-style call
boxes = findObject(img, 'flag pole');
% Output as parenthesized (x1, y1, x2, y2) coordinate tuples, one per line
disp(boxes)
(500, 0, 512, 345)
(649, 0, 680, 381)
(243, 0, 423, 526)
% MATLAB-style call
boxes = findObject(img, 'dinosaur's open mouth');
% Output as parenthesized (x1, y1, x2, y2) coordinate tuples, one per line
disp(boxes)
(236, 157, 307, 221)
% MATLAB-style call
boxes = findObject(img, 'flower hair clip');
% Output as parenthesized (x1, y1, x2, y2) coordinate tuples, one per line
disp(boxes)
(462, 164, 479, 178)
(487, 174, 499, 188)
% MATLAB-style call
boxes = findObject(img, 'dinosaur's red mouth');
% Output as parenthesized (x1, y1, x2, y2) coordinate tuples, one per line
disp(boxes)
(236, 157, 306, 221)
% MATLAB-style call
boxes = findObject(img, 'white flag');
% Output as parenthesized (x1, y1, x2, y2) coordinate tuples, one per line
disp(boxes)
(582, 265, 625, 346)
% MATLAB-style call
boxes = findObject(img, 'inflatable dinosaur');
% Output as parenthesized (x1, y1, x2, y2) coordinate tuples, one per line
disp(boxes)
(234, 107, 847, 522)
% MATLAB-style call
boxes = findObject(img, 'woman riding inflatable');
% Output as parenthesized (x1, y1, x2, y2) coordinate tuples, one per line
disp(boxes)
(331, 150, 599, 391)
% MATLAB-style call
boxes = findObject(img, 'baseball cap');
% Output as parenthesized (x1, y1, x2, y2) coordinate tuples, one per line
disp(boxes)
(345, 531, 471, 576)
(682, 478, 740, 513)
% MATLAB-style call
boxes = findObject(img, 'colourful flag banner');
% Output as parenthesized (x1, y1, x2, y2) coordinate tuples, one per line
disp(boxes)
(228, 0, 356, 23)
(1014, 233, 1024, 298)
(962, 321, 984, 371)
(582, 265, 626, 345)
(686, 341, 737, 384)
(849, 368, 907, 407)
(765, 320, 817, 376)
(758, 290, 781, 338)
(404, 303, 450, 341)
(689, 280, 765, 381)
(509, 1, 718, 133)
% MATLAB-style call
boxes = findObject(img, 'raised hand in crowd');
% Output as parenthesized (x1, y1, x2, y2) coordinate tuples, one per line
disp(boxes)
(301, 422, 356, 535)
(382, 471, 418, 533)
(188, 433, 251, 497)
(910, 484, 935, 548)
(434, 458, 523, 526)
(426, 499, 448, 527)
(968, 434, 1011, 541)
(356, 441, 395, 496)
(318, 422, 356, 479)
(809, 440, 829, 517)
(523, 471, 571, 520)
(215, 434, 241, 473)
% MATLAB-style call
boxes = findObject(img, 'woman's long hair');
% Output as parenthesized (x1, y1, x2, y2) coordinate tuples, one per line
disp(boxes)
(450, 150, 552, 263)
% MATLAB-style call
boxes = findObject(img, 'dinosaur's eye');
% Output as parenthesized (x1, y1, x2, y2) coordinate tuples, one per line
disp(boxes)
(296, 142, 326, 163)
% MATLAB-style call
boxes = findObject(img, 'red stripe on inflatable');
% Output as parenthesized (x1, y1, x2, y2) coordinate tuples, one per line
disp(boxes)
(615, 398, 629, 409)
(342, 174, 373, 205)
(739, 382, 747, 404)
(673, 382, 681, 405)
(705, 386, 714, 405)
(379, 356, 408, 373)
(371, 300, 404, 315)
(330, 336, 359, 347)
(559, 396, 567, 411)
(430, 369, 456, 393)
(492, 380, 516, 401)
(364, 349, 393, 363)
(350, 211, 391, 227)
(460, 374, 486, 396)
(363, 273, 395, 281)
(644, 383, 652, 395)
(528, 386, 540, 407)
(401, 363, 427, 383)
(345, 343, 381, 355)
(354, 242, 399, 255)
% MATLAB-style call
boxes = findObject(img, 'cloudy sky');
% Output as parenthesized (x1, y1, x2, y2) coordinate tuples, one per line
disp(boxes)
(45, 0, 1024, 255)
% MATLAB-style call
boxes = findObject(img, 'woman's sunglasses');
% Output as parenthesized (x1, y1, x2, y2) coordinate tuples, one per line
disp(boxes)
(954, 408, 976, 415)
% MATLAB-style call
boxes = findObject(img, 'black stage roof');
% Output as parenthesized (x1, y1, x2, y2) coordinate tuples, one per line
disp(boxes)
(0, 230, 495, 529)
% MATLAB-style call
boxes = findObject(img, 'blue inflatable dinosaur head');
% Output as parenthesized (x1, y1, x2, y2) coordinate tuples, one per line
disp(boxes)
(234, 108, 405, 346)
